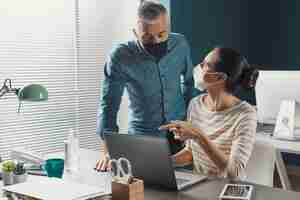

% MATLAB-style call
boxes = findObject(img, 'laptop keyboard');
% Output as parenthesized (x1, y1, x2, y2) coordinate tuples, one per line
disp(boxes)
(176, 178, 190, 185)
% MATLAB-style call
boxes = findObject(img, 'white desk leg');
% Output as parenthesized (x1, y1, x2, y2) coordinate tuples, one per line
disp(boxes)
(275, 150, 292, 190)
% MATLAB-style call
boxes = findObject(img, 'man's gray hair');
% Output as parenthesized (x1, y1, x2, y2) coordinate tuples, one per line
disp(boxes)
(138, 1, 167, 22)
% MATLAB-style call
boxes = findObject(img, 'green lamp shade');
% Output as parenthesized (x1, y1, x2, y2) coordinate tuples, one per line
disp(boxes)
(18, 84, 48, 101)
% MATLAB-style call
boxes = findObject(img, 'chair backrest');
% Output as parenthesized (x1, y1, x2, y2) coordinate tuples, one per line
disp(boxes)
(245, 139, 276, 187)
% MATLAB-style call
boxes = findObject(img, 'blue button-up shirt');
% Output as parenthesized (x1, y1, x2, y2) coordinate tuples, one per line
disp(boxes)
(97, 33, 199, 139)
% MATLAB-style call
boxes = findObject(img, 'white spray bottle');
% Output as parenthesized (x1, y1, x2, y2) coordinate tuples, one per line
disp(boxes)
(64, 129, 80, 173)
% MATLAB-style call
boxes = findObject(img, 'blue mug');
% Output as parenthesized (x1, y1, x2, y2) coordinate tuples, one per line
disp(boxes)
(43, 158, 64, 178)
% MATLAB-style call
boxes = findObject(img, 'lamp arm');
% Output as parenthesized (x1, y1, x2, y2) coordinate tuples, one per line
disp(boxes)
(0, 79, 20, 98)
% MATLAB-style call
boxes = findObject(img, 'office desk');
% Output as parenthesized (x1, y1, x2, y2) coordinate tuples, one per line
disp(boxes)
(1, 148, 300, 200)
(46, 148, 300, 199)
(256, 132, 300, 190)
(144, 179, 300, 200)
(1, 176, 299, 200)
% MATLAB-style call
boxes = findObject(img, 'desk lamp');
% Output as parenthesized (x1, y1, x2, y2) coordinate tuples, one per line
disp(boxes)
(0, 78, 48, 163)
(0, 78, 48, 113)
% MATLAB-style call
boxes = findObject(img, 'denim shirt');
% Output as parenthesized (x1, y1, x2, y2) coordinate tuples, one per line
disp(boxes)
(97, 33, 199, 139)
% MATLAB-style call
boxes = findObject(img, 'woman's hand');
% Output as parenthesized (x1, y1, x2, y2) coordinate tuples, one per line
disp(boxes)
(159, 120, 199, 141)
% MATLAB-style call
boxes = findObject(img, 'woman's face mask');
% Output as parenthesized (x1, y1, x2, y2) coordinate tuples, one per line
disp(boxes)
(193, 64, 227, 91)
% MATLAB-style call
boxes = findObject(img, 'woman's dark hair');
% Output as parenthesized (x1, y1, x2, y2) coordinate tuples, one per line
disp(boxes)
(213, 47, 259, 93)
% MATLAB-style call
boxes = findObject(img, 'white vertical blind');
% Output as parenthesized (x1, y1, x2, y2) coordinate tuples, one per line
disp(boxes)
(0, 0, 139, 159)
(0, 0, 77, 159)
(76, 0, 139, 143)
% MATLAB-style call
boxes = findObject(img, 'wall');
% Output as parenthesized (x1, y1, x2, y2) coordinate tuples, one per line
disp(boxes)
(160, 0, 170, 12)
(171, 0, 300, 104)
(170, 0, 256, 103)
(171, 0, 300, 69)
(170, 0, 300, 166)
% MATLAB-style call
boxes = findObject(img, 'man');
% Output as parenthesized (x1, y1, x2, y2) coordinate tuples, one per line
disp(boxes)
(95, 1, 199, 171)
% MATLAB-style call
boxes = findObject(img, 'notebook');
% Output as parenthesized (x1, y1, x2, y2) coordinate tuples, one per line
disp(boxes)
(2, 177, 105, 200)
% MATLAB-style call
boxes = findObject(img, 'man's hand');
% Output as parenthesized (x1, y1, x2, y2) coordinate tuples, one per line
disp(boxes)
(95, 154, 111, 172)
(95, 143, 111, 172)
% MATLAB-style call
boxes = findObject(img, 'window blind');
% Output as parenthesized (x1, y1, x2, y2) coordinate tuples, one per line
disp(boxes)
(0, 0, 139, 159)
(76, 0, 139, 149)
(0, 0, 78, 159)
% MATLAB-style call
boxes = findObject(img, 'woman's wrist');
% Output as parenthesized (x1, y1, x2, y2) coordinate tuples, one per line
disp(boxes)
(191, 128, 203, 140)
(193, 130, 206, 146)
(171, 154, 192, 167)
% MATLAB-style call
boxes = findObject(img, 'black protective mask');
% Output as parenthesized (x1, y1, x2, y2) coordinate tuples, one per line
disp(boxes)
(143, 40, 168, 60)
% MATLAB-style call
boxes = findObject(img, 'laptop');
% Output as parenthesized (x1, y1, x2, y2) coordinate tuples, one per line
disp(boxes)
(105, 134, 207, 190)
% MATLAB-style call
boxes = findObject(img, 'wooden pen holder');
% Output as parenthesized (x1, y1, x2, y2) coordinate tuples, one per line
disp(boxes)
(112, 178, 144, 200)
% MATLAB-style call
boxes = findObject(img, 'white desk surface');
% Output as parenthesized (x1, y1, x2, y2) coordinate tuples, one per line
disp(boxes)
(0, 149, 108, 199)
(2, 148, 300, 199)
(256, 132, 300, 154)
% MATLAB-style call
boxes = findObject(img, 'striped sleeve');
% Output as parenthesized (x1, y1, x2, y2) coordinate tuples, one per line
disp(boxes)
(226, 108, 257, 178)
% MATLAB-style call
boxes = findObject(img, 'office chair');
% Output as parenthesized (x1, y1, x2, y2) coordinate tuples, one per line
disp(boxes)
(245, 139, 276, 187)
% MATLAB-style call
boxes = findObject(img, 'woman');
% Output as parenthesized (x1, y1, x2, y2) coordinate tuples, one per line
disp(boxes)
(160, 47, 259, 179)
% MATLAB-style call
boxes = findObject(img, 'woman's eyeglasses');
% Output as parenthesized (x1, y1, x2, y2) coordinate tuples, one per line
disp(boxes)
(199, 61, 215, 71)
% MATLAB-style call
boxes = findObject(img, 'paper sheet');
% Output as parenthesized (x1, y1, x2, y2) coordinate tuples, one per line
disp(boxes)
(3, 176, 104, 200)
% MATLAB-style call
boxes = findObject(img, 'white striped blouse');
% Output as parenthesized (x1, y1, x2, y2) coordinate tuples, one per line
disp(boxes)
(186, 94, 257, 179)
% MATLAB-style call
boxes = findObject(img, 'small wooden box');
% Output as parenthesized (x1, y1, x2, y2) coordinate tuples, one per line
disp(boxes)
(112, 178, 144, 200)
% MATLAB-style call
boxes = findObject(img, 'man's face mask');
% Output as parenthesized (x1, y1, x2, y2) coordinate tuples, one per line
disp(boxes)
(133, 27, 169, 60)
(143, 40, 168, 60)
(193, 64, 227, 91)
